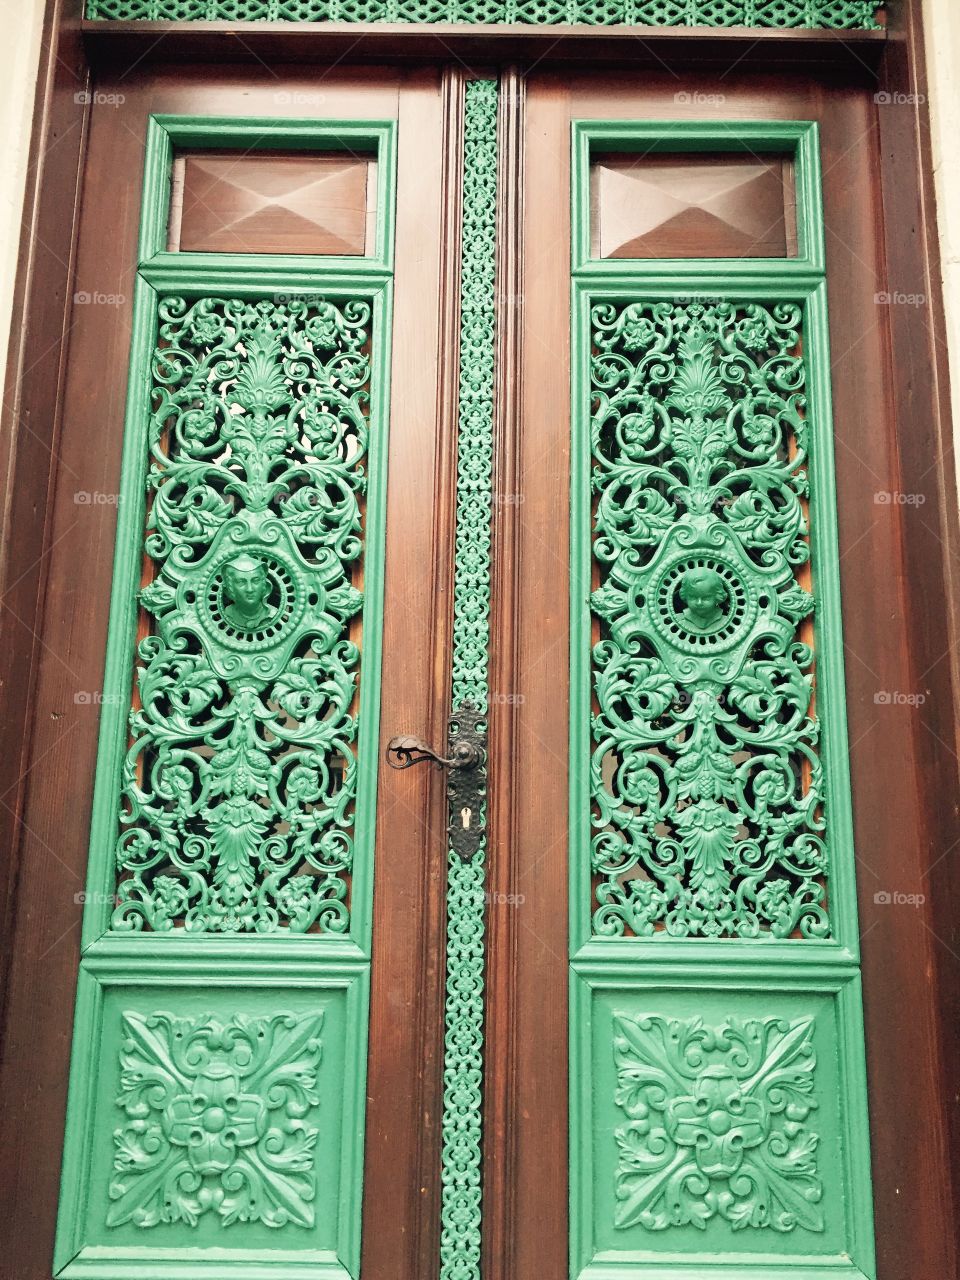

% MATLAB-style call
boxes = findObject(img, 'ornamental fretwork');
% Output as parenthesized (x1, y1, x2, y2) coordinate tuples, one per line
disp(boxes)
(86, 0, 883, 29)
(589, 300, 829, 940)
(438, 77, 497, 1280)
(113, 296, 371, 934)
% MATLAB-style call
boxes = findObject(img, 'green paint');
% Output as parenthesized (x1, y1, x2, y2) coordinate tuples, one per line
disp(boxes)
(571, 965, 876, 1277)
(106, 1009, 327, 1229)
(569, 121, 875, 1278)
(138, 117, 396, 277)
(588, 297, 824, 941)
(56, 952, 369, 1278)
(572, 120, 828, 280)
(86, 0, 883, 29)
(439, 76, 498, 1280)
(611, 1011, 824, 1233)
(112, 294, 372, 936)
(55, 115, 396, 1278)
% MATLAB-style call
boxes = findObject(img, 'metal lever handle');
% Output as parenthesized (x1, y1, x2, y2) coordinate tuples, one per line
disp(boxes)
(385, 734, 482, 772)
(384, 701, 487, 863)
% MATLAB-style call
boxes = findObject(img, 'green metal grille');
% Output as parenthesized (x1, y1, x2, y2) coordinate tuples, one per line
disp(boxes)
(113, 295, 371, 936)
(85, 0, 882, 28)
(439, 76, 498, 1280)
(588, 298, 827, 942)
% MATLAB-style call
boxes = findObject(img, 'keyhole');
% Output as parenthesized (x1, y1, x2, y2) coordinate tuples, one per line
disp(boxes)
(460, 806, 472, 830)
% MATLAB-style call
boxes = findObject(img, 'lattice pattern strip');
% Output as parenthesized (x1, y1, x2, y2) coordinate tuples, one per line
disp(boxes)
(85, 0, 883, 29)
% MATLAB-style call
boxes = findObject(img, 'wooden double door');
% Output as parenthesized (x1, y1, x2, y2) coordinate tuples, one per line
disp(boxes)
(0, 50, 957, 1280)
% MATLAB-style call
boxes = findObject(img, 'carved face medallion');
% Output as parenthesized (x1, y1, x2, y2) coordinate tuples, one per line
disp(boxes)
(207, 552, 297, 644)
(144, 512, 361, 686)
(220, 554, 273, 631)
(652, 554, 751, 652)
(678, 566, 729, 632)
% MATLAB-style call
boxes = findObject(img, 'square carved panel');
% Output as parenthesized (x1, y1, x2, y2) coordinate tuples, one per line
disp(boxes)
(55, 967, 368, 1277)
(570, 971, 875, 1279)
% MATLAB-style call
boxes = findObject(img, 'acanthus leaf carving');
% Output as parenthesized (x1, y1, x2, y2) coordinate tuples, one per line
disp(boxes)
(612, 1012, 825, 1235)
(107, 1010, 324, 1230)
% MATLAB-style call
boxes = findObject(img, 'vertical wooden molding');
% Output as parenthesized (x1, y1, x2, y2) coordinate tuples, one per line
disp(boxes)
(414, 62, 466, 1280)
(871, 1, 960, 1273)
(0, 0, 88, 1024)
(360, 66, 457, 1280)
(483, 62, 524, 1280)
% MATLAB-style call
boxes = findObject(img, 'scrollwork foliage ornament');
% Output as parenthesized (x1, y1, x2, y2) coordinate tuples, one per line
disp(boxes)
(113, 295, 372, 934)
(612, 1013, 825, 1234)
(107, 1010, 324, 1230)
(589, 300, 829, 941)
(439, 77, 497, 1280)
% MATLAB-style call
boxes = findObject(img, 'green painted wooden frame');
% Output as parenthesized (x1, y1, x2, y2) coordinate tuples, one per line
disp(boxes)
(569, 120, 857, 961)
(55, 114, 398, 1279)
(568, 119, 875, 1280)
(570, 961, 876, 1280)
(570, 273, 861, 964)
(571, 119, 826, 280)
(55, 956, 370, 1278)
(76, 113, 397, 957)
(139, 115, 396, 278)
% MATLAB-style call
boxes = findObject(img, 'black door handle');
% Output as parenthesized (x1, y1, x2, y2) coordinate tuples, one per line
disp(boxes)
(384, 735, 482, 772)
(384, 700, 487, 862)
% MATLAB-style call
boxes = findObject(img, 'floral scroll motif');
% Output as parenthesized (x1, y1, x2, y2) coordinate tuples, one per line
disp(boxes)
(589, 300, 829, 940)
(113, 296, 372, 934)
(612, 1013, 824, 1234)
(439, 77, 497, 1280)
(107, 1010, 324, 1229)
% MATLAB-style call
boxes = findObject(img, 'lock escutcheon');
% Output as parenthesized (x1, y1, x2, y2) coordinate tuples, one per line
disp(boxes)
(385, 700, 487, 862)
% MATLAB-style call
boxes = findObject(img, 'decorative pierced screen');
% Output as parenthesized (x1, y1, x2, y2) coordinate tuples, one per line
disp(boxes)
(85, 0, 882, 29)
(439, 76, 497, 1280)
(114, 295, 372, 935)
(589, 299, 827, 941)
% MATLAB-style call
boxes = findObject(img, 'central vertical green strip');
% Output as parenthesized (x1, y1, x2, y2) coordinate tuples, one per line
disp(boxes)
(439, 76, 498, 1280)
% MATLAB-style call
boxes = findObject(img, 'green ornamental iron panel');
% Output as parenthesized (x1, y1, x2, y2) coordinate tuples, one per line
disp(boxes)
(54, 117, 394, 1280)
(589, 297, 825, 941)
(114, 295, 371, 936)
(84, 0, 884, 28)
(569, 122, 876, 1280)
(439, 75, 497, 1280)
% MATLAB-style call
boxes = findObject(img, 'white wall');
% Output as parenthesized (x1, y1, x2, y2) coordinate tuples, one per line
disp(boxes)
(0, 0, 46, 407)
(924, 0, 960, 490)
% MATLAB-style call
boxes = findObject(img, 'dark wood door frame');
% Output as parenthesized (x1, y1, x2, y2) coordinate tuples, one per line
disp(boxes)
(1, 3, 958, 1278)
